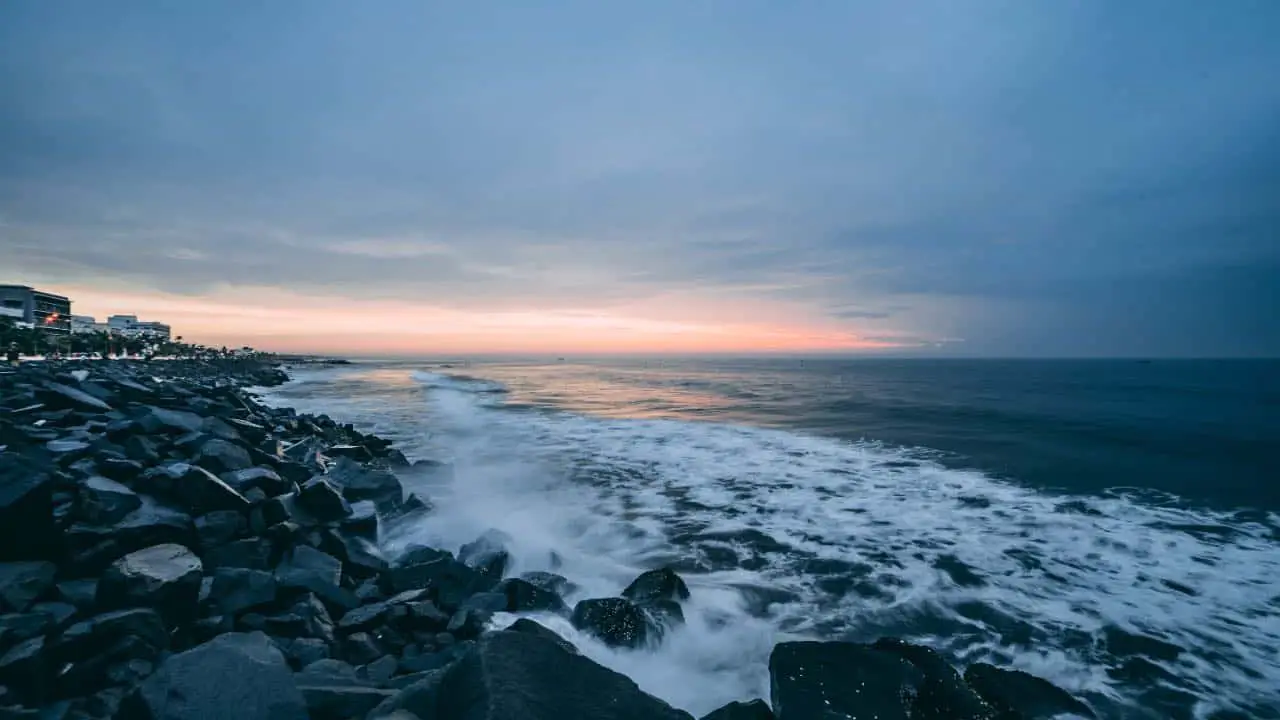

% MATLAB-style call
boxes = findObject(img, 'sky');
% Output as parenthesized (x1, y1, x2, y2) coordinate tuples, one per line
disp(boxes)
(2, 1, 1277, 356)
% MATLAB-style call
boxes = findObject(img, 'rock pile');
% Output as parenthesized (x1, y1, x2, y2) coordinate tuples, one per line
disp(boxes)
(0, 358, 1096, 719)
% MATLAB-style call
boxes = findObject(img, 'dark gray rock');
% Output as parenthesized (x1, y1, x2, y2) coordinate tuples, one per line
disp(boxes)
(361, 654, 399, 685)
(275, 546, 357, 612)
(498, 578, 567, 613)
(139, 462, 250, 514)
(137, 406, 204, 435)
(123, 434, 162, 464)
(341, 500, 378, 541)
(403, 601, 450, 632)
(432, 629, 693, 720)
(0, 636, 48, 704)
(201, 417, 242, 442)
(326, 444, 373, 462)
(458, 529, 511, 579)
(298, 477, 351, 522)
(52, 608, 168, 679)
(395, 545, 451, 568)
(210, 568, 277, 614)
(368, 670, 447, 719)
(342, 632, 384, 665)
(397, 647, 459, 675)
(385, 556, 495, 611)
(121, 632, 308, 720)
(37, 383, 112, 413)
(55, 579, 98, 611)
(0, 612, 56, 649)
(204, 537, 274, 571)
(0, 453, 59, 562)
(194, 438, 254, 475)
(194, 510, 245, 549)
(506, 618, 577, 654)
(571, 598, 658, 649)
(963, 663, 1095, 719)
(300, 685, 395, 720)
(623, 567, 691, 605)
(65, 495, 194, 574)
(96, 543, 203, 625)
(336, 589, 427, 634)
(320, 529, 388, 578)
(220, 467, 291, 497)
(96, 456, 145, 484)
(446, 608, 488, 640)
(296, 658, 361, 686)
(278, 637, 330, 669)
(326, 458, 403, 505)
(79, 476, 142, 525)
(0, 563, 56, 613)
(769, 641, 925, 720)
(520, 570, 576, 596)
(872, 638, 995, 720)
(700, 699, 774, 720)
(261, 594, 336, 645)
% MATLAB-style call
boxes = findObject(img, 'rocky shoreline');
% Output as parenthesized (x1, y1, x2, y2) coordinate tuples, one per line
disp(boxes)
(0, 359, 1097, 719)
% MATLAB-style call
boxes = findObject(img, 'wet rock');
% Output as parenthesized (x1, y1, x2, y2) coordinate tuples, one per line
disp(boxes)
(210, 568, 277, 615)
(37, 383, 112, 414)
(136, 406, 204, 436)
(78, 476, 142, 525)
(769, 641, 925, 720)
(0, 563, 56, 613)
(220, 467, 291, 497)
(297, 477, 351, 522)
(872, 637, 995, 719)
(430, 629, 693, 720)
(326, 444, 373, 462)
(623, 567, 691, 605)
(498, 578, 567, 613)
(96, 544, 203, 625)
(571, 598, 658, 649)
(0, 453, 59, 562)
(194, 438, 254, 475)
(700, 699, 775, 720)
(520, 570, 576, 596)
(320, 530, 387, 578)
(194, 510, 245, 550)
(326, 458, 403, 505)
(458, 529, 511, 579)
(336, 589, 427, 634)
(963, 663, 1096, 719)
(138, 462, 250, 514)
(204, 537, 274, 571)
(341, 500, 378, 541)
(404, 601, 450, 632)
(385, 556, 495, 610)
(505, 618, 577, 654)
(275, 546, 356, 612)
(121, 632, 307, 720)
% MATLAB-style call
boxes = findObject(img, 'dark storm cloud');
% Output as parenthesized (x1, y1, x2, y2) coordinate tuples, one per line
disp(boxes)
(2, 0, 1277, 355)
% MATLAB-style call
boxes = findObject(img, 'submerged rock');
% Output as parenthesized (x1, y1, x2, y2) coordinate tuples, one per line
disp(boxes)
(872, 637, 995, 719)
(458, 529, 512, 579)
(963, 663, 1095, 719)
(622, 567, 691, 605)
(571, 598, 658, 649)
(769, 641, 924, 720)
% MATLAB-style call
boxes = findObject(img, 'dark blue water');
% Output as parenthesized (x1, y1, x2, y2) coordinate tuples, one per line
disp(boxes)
(264, 358, 1280, 719)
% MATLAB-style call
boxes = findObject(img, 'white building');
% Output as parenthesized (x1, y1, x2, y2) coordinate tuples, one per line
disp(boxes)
(106, 314, 171, 340)
(70, 315, 110, 334)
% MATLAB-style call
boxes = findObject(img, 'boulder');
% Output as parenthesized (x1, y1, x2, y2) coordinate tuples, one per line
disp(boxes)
(336, 589, 428, 634)
(297, 477, 351, 522)
(0, 563, 57, 613)
(279, 637, 330, 668)
(37, 383, 112, 413)
(341, 500, 378, 541)
(201, 417, 242, 442)
(65, 496, 194, 573)
(700, 699, 775, 720)
(520, 571, 576, 596)
(0, 453, 59, 562)
(275, 546, 356, 612)
(963, 663, 1095, 719)
(505, 618, 577, 654)
(571, 598, 659, 649)
(139, 462, 250, 514)
(0, 612, 58, 649)
(55, 579, 98, 611)
(220, 467, 292, 497)
(326, 458, 403, 505)
(0, 636, 49, 704)
(194, 438, 254, 475)
(96, 544, 203, 625)
(137, 406, 204, 436)
(204, 538, 274, 571)
(120, 632, 308, 720)
(623, 567, 691, 605)
(385, 556, 495, 611)
(768, 642, 925, 720)
(194, 510, 246, 550)
(320, 530, 387, 577)
(498, 578, 567, 613)
(458, 529, 511, 579)
(78, 476, 142, 525)
(872, 638, 995, 719)
(342, 633, 384, 665)
(123, 434, 162, 464)
(210, 568, 277, 615)
(300, 684, 395, 720)
(96, 456, 145, 484)
(51, 608, 169, 691)
(428, 629, 693, 720)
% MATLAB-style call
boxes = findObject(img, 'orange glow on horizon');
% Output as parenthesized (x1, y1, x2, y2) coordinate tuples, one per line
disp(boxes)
(55, 285, 916, 355)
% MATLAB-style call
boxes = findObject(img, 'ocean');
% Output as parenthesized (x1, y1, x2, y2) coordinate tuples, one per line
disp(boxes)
(259, 357, 1280, 719)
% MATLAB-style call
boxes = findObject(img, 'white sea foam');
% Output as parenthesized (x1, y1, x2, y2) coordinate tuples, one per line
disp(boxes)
(262, 368, 1280, 718)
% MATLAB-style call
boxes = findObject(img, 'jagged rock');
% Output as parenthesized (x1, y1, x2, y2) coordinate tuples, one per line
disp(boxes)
(368, 671, 448, 719)
(194, 510, 245, 550)
(121, 632, 308, 720)
(0, 453, 59, 562)
(0, 636, 48, 704)
(297, 477, 351, 522)
(78, 476, 142, 525)
(342, 633, 383, 665)
(320, 529, 387, 577)
(204, 538, 274, 571)
(210, 568, 277, 615)
(520, 571, 576, 596)
(123, 435, 161, 464)
(497, 578, 567, 613)
(194, 438, 254, 475)
(361, 655, 399, 685)
(37, 383, 112, 413)
(396, 545, 451, 567)
(571, 598, 660, 649)
(385, 556, 495, 611)
(623, 567, 691, 605)
(65, 496, 194, 574)
(55, 580, 97, 611)
(769, 641, 925, 720)
(336, 589, 427, 634)
(260, 594, 336, 645)
(220, 467, 291, 497)
(52, 608, 168, 671)
(506, 618, 577, 654)
(29, 602, 76, 633)
(136, 406, 204, 435)
(0, 563, 56, 613)
(872, 638, 995, 719)
(96, 544, 203, 625)
(296, 658, 362, 686)
(201, 417, 242, 442)
(458, 529, 511, 579)
(301, 685, 395, 720)
(275, 546, 356, 612)
(428, 629, 692, 720)
(96, 456, 145, 483)
(0, 612, 56, 649)
(341, 501, 378, 541)
(278, 637, 330, 669)
(325, 458, 403, 505)
(700, 699, 775, 720)
(226, 418, 268, 443)
(397, 647, 461, 675)
(138, 462, 250, 514)
(963, 663, 1095, 719)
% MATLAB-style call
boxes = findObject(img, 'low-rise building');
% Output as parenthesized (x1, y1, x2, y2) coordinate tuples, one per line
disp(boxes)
(0, 284, 71, 333)
(107, 314, 171, 340)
